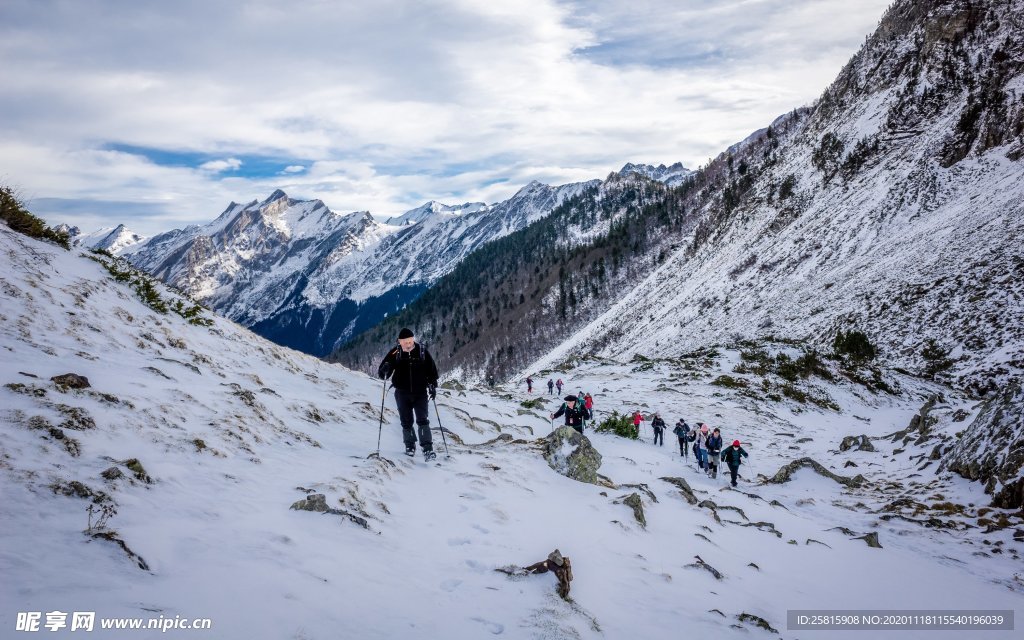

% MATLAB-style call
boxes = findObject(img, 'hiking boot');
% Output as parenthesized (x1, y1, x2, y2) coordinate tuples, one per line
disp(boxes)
(423, 449, 437, 461)
(405, 446, 416, 457)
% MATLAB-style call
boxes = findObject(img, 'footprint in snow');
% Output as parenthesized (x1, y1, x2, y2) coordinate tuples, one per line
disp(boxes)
(441, 578, 462, 592)
(470, 617, 505, 634)
(447, 537, 472, 546)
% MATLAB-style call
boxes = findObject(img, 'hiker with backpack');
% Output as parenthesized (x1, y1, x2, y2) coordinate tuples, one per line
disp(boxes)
(547, 379, 555, 395)
(526, 376, 533, 393)
(556, 379, 563, 394)
(377, 327, 439, 460)
(583, 393, 593, 412)
(672, 419, 690, 457)
(632, 410, 644, 439)
(689, 423, 710, 470)
(721, 440, 749, 487)
(551, 395, 591, 433)
(706, 428, 723, 479)
(651, 413, 666, 446)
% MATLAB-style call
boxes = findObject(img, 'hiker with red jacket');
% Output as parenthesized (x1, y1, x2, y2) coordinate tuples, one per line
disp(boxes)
(632, 410, 644, 439)
(583, 393, 593, 411)
(721, 440, 750, 487)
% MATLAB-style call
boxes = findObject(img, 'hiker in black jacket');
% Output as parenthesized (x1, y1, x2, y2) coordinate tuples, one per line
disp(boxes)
(672, 420, 690, 457)
(378, 328, 439, 460)
(706, 428, 723, 479)
(721, 440, 749, 487)
(651, 413, 666, 446)
(551, 395, 591, 433)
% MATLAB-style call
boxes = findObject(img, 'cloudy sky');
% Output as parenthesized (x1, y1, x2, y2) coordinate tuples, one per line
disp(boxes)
(0, 0, 891, 235)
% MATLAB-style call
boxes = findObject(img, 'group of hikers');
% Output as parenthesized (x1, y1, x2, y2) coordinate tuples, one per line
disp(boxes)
(376, 328, 748, 486)
(633, 411, 749, 486)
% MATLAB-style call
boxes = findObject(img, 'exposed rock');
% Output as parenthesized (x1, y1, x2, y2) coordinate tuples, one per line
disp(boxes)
(737, 613, 778, 634)
(686, 555, 723, 580)
(839, 434, 875, 452)
(89, 531, 149, 571)
(289, 493, 370, 529)
(50, 373, 91, 389)
(620, 483, 658, 503)
(736, 521, 782, 538)
(951, 409, 970, 422)
(765, 457, 866, 488)
(542, 427, 603, 485)
(5, 382, 48, 397)
(101, 467, 125, 481)
(122, 458, 152, 484)
(699, 499, 749, 522)
(56, 404, 96, 431)
(617, 493, 647, 528)
(50, 480, 111, 504)
(886, 394, 940, 443)
(806, 538, 832, 548)
(858, 532, 883, 548)
(941, 382, 1024, 510)
(659, 476, 698, 505)
(844, 460, 859, 468)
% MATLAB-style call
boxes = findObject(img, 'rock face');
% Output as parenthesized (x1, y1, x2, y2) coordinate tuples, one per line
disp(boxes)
(941, 382, 1024, 509)
(542, 427, 602, 485)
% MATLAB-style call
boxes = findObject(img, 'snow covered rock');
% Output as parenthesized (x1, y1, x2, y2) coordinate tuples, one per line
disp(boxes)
(542, 427, 603, 485)
(941, 381, 1024, 509)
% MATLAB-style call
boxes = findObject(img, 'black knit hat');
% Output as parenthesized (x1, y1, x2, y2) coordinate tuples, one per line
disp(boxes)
(564, 395, 577, 402)
(397, 328, 414, 339)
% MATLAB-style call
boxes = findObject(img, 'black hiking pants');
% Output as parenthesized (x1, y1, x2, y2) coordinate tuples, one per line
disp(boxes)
(395, 389, 432, 450)
(653, 428, 663, 446)
(677, 437, 687, 456)
(728, 464, 740, 486)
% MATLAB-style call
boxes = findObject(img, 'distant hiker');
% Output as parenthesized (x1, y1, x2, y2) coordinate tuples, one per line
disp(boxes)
(706, 428, 723, 479)
(547, 379, 555, 395)
(672, 419, 690, 457)
(524, 549, 574, 600)
(551, 395, 591, 433)
(631, 410, 644, 438)
(487, 375, 496, 389)
(690, 423, 710, 470)
(378, 328, 439, 461)
(721, 440, 750, 487)
(526, 376, 533, 393)
(651, 413, 665, 446)
(583, 393, 593, 411)
(556, 379, 563, 394)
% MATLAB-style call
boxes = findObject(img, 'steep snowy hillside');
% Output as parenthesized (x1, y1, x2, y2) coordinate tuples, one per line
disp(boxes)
(2, 224, 1021, 639)
(533, 0, 1024, 397)
(126, 180, 596, 357)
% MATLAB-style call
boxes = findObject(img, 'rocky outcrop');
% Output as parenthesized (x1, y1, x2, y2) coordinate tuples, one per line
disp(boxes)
(839, 434, 875, 452)
(542, 427, 602, 485)
(941, 382, 1024, 509)
(50, 373, 91, 389)
(660, 476, 698, 504)
(764, 458, 866, 488)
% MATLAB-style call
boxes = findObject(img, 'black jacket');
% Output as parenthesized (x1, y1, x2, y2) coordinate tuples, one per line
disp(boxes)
(553, 403, 591, 429)
(721, 446, 749, 467)
(378, 343, 439, 393)
(706, 434, 723, 456)
(651, 417, 666, 431)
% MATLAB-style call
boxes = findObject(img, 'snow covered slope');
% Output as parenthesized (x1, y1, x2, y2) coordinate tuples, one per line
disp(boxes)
(2, 223, 1021, 639)
(528, 0, 1024, 396)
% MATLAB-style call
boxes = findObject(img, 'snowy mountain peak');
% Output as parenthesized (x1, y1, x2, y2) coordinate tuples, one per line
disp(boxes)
(619, 162, 694, 186)
(385, 200, 489, 226)
(65, 223, 146, 255)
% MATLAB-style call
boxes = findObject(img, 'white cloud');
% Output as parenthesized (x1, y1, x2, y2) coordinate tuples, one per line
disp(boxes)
(199, 158, 243, 173)
(0, 0, 892, 234)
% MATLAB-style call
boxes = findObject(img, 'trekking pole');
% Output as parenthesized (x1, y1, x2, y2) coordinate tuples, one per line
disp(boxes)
(431, 396, 451, 458)
(374, 378, 388, 458)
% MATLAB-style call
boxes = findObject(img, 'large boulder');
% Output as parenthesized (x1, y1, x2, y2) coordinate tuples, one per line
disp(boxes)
(542, 427, 602, 485)
(941, 382, 1024, 510)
